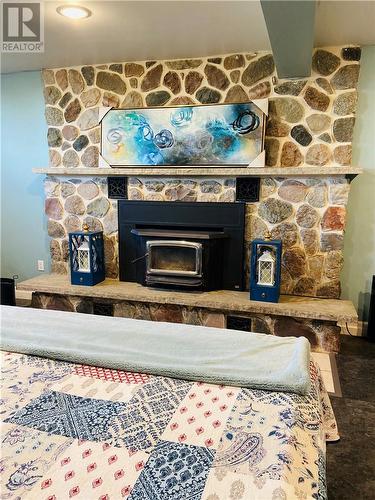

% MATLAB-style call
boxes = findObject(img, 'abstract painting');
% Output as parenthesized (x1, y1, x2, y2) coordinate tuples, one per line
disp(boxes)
(100, 102, 265, 167)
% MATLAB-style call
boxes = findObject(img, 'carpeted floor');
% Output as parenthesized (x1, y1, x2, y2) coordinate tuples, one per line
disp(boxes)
(327, 335, 375, 499)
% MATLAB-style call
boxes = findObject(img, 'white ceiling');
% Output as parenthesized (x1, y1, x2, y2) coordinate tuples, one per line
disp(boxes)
(2, 0, 375, 74)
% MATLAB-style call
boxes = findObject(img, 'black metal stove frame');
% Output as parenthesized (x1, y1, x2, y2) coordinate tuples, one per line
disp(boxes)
(118, 201, 246, 291)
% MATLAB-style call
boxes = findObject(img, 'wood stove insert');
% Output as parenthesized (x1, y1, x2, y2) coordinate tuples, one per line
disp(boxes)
(118, 201, 245, 291)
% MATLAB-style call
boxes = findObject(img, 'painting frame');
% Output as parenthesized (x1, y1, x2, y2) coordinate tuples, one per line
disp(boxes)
(99, 100, 267, 168)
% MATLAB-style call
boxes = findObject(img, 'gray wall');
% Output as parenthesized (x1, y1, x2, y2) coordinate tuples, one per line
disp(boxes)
(342, 45, 375, 321)
(1, 71, 50, 281)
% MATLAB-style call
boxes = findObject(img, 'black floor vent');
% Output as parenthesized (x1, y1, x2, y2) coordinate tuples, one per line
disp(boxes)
(226, 315, 252, 332)
(93, 302, 114, 316)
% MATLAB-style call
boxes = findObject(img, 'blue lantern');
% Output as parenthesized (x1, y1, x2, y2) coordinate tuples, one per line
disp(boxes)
(250, 235, 282, 303)
(69, 225, 105, 286)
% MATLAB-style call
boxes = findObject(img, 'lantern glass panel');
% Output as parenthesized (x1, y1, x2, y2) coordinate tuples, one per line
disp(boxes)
(78, 250, 90, 272)
(256, 246, 276, 286)
(258, 259, 274, 285)
(77, 238, 90, 272)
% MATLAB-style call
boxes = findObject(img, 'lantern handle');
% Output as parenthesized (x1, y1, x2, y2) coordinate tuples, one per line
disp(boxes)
(82, 223, 90, 232)
(264, 230, 271, 240)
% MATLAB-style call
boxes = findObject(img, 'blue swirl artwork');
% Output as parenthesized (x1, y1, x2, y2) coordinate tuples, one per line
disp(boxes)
(101, 102, 264, 166)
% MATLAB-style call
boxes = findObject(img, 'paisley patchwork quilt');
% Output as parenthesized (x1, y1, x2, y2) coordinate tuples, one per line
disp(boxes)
(0, 350, 338, 500)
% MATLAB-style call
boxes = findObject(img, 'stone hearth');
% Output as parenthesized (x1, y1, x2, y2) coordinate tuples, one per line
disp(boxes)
(18, 274, 358, 353)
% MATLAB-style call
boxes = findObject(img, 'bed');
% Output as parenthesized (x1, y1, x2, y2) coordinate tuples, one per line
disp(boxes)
(0, 308, 338, 500)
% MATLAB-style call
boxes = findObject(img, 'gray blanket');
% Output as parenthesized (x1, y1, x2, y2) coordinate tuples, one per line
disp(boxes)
(0, 305, 311, 394)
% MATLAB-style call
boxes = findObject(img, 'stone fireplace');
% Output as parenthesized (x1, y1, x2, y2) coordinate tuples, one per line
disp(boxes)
(41, 46, 361, 300)
(20, 45, 361, 350)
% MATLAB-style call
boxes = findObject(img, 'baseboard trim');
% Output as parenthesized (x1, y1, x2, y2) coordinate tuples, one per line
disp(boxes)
(15, 289, 33, 300)
(15, 289, 32, 307)
(340, 320, 367, 337)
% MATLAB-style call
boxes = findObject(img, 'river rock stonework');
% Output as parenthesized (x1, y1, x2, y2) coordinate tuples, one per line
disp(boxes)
(44, 175, 349, 298)
(40, 46, 360, 300)
(41, 46, 360, 169)
(44, 176, 119, 279)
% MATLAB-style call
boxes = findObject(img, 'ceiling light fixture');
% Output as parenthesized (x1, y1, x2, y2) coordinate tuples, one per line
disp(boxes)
(57, 5, 92, 20)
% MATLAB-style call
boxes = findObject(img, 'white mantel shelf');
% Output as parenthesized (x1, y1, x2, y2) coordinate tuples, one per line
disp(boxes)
(32, 166, 363, 178)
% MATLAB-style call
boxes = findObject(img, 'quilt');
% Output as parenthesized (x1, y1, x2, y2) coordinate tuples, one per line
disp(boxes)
(0, 350, 338, 500)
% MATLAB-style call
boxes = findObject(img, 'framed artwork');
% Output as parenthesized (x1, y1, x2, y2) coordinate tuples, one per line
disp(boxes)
(100, 101, 267, 168)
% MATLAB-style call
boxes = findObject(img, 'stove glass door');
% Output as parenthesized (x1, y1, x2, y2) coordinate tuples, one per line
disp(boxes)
(146, 240, 202, 277)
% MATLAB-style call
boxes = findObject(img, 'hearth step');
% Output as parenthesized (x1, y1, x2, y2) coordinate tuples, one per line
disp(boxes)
(17, 274, 358, 354)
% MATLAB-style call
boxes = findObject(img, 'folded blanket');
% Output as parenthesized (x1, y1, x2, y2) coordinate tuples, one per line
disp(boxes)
(0, 305, 311, 394)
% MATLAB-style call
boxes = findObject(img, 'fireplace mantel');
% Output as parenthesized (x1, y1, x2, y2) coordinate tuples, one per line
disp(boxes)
(33, 166, 363, 178)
